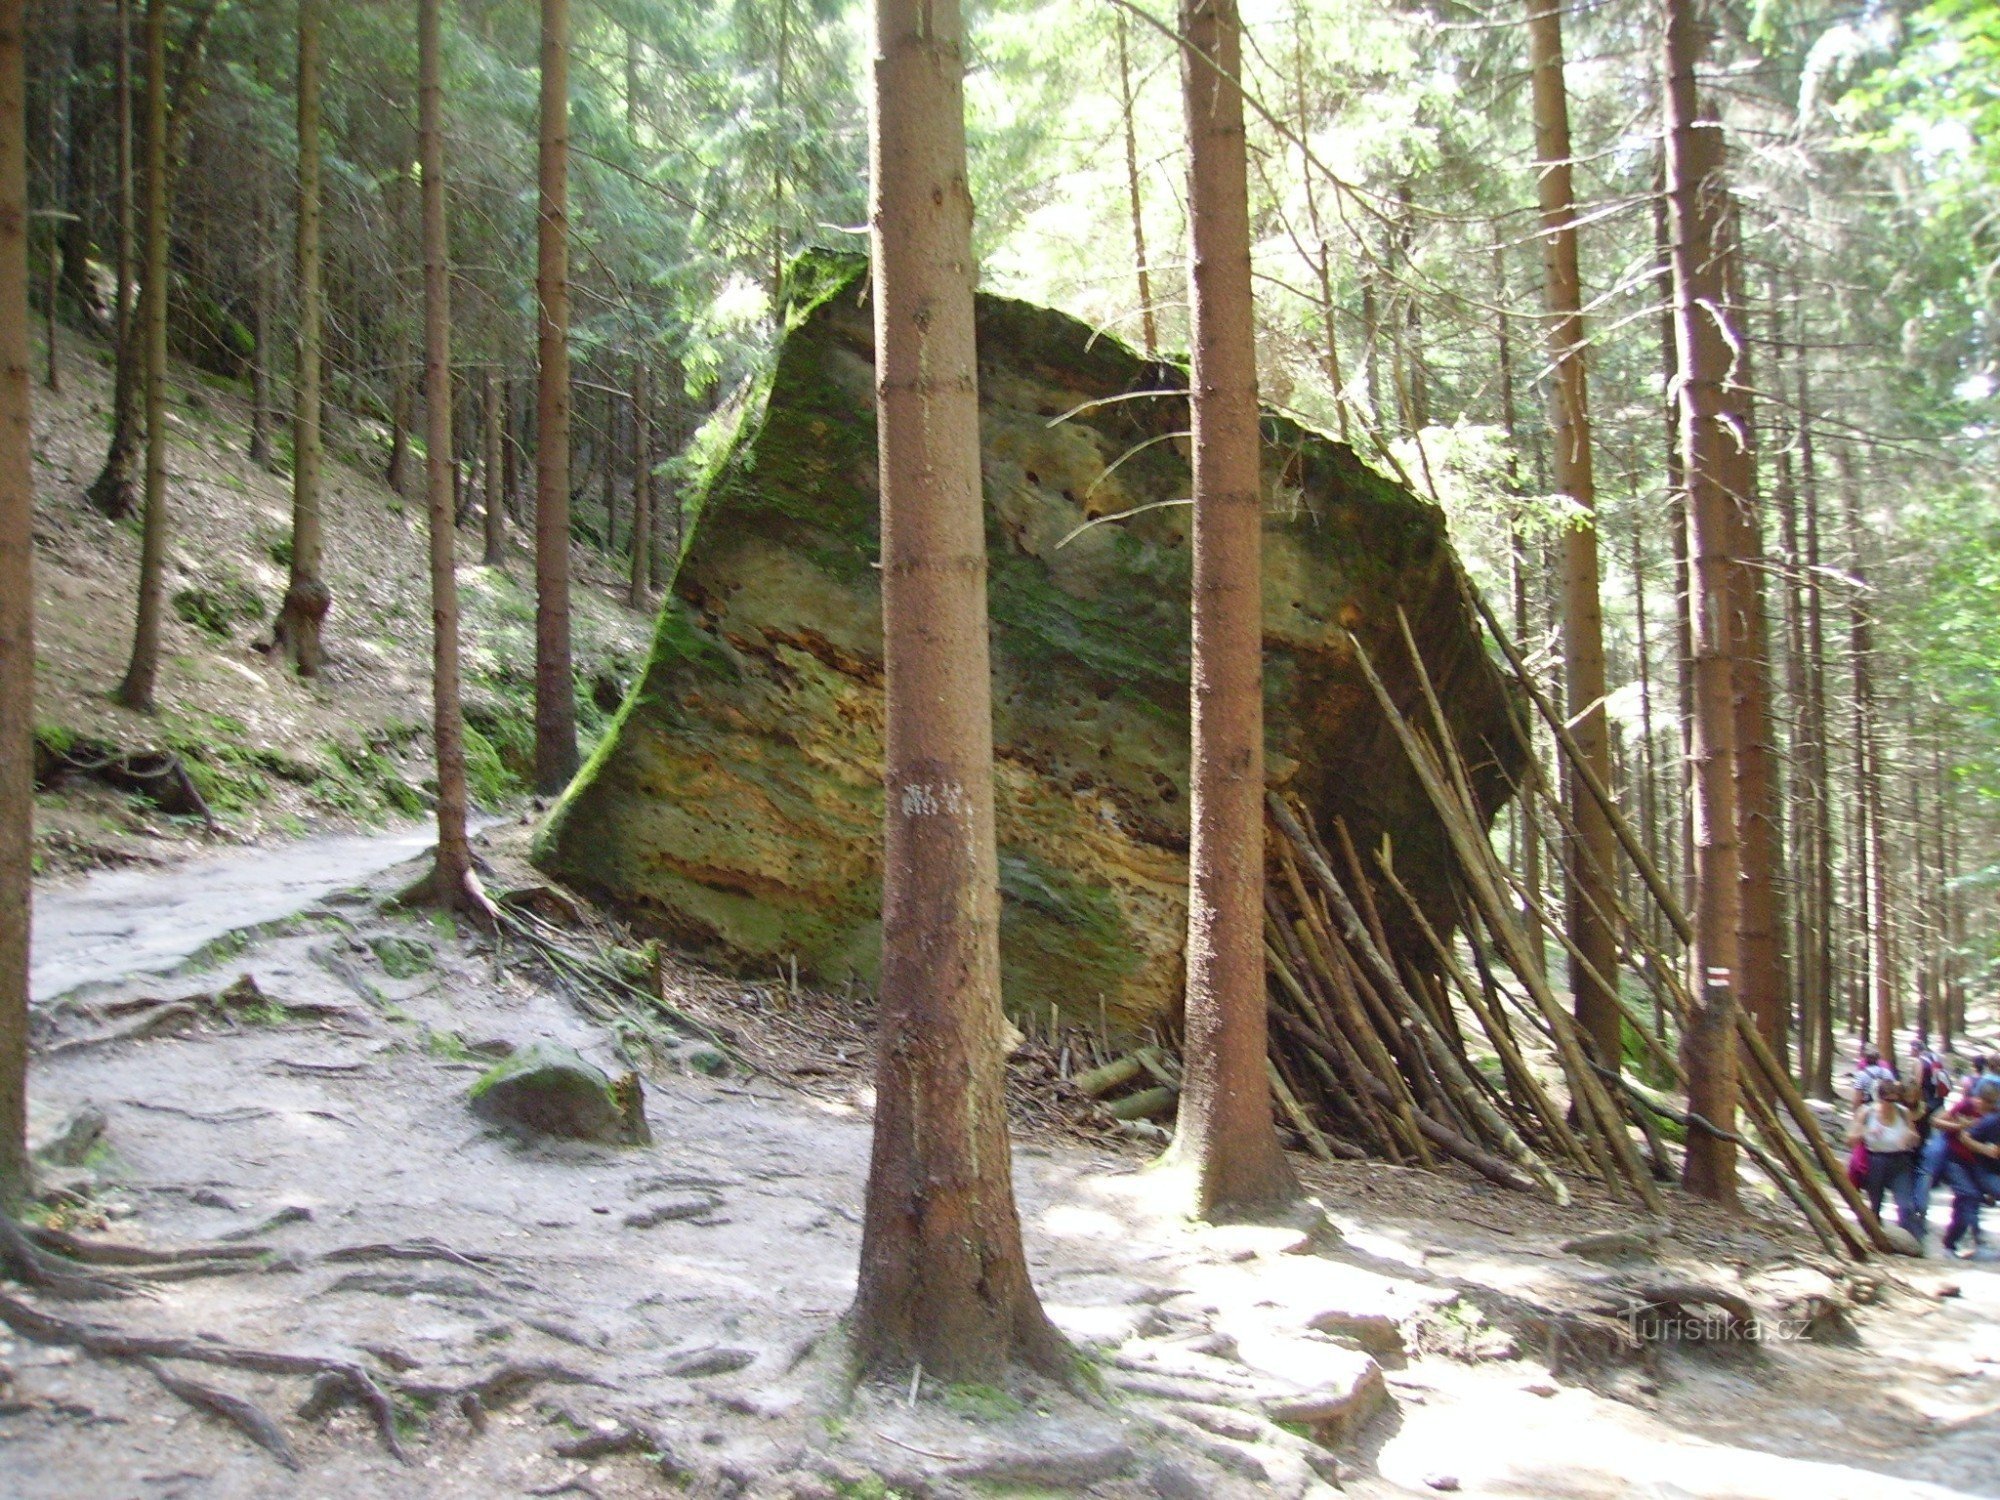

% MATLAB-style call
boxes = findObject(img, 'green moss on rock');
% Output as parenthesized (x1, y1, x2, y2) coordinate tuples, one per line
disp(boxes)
(534, 253, 1518, 1038)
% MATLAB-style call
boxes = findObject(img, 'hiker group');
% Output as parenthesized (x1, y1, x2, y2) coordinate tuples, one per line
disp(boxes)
(1846, 1039, 2000, 1258)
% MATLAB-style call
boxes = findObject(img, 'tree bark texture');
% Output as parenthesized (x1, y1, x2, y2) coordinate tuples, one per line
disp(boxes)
(1526, 0, 1620, 1074)
(0, 0, 34, 1203)
(273, 0, 328, 676)
(86, 0, 138, 520)
(1116, 10, 1157, 357)
(1718, 210, 1788, 1069)
(482, 369, 504, 565)
(112, 0, 170, 713)
(248, 150, 274, 469)
(534, 0, 578, 794)
(627, 361, 650, 608)
(848, 0, 1068, 1385)
(419, 0, 472, 903)
(1168, 0, 1297, 1219)
(1662, 0, 1740, 1204)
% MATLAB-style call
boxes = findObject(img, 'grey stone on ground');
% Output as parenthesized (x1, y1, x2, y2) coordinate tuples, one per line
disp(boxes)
(467, 1041, 651, 1144)
(945, 1439, 1135, 1487)
(1148, 1457, 1207, 1499)
(32, 1103, 107, 1166)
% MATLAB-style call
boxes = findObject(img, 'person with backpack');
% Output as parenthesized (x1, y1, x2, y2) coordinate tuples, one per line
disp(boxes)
(1910, 1038, 1955, 1232)
(1851, 1045, 1897, 1105)
(1847, 1078, 1923, 1242)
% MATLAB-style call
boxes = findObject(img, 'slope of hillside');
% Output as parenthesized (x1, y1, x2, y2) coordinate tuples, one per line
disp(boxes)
(26, 327, 654, 872)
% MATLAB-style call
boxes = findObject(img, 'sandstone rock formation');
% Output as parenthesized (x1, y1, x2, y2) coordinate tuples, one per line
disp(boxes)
(534, 253, 1518, 1039)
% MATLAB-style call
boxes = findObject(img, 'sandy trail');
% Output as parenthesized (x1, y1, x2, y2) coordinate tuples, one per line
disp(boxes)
(28, 820, 495, 1001)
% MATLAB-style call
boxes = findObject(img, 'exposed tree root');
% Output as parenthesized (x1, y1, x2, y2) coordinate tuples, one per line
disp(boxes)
(0, 1216, 136, 1302)
(24, 1223, 270, 1268)
(552, 1420, 668, 1460)
(0, 1287, 408, 1462)
(322, 1238, 497, 1271)
(392, 1358, 610, 1414)
(41, 1002, 200, 1058)
(145, 1359, 302, 1470)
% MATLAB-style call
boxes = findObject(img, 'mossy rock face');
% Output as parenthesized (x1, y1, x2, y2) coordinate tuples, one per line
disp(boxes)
(468, 1043, 651, 1146)
(533, 251, 1518, 1039)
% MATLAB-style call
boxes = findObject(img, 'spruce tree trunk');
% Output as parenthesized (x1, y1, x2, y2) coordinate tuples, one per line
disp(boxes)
(38, 1, 72, 393)
(848, 0, 1068, 1384)
(599, 384, 617, 553)
(1116, 10, 1157, 358)
(1842, 465, 1892, 1054)
(248, 151, 273, 468)
(1773, 318, 1817, 1084)
(0, 0, 34, 1204)
(273, 0, 328, 676)
(534, 0, 578, 794)
(386, 358, 410, 496)
(419, 0, 472, 903)
(482, 369, 504, 565)
(1526, 0, 1620, 1074)
(1168, 0, 1296, 1219)
(1795, 317, 1834, 1091)
(1294, 5, 1346, 441)
(112, 0, 170, 713)
(1662, 0, 1741, 1204)
(86, 0, 138, 520)
(627, 361, 650, 609)
(1719, 213, 1788, 1069)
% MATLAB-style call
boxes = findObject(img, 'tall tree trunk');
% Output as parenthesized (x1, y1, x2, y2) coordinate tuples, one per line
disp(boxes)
(87, 0, 138, 520)
(0, 0, 34, 1204)
(1662, 0, 1741, 1204)
(534, 0, 578, 793)
(1293, 3, 1345, 441)
(1797, 325, 1834, 1092)
(769, 0, 790, 310)
(386, 356, 410, 496)
(1492, 246, 1546, 966)
(848, 0, 1068, 1384)
(627, 361, 650, 608)
(1773, 306, 1817, 1086)
(482, 369, 504, 565)
(38, 1, 70, 393)
(1526, 0, 1619, 1074)
(1168, 0, 1297, 1219)
(1840, 459, 1891, 1055)
(418, 0, 473, 906)
(1654, 167, 1694, 931)
(248, 150, 274, 468)
(273, 0, 328, 676)
(1718, 213, 1787, 1068)
(1117, 9, 1157, 357)
(1632, 504, 1663, 972)
(112, 0, 170, 713)
(501, 376, 519, 522)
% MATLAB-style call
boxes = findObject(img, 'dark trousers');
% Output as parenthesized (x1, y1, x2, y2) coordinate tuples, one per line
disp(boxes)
(1941, 1157, 2000, 1251)
(1864, 1149, 1921, 1239)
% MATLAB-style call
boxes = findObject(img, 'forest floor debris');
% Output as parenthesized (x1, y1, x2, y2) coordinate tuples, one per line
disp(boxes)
(5, 826, 2000, 1499)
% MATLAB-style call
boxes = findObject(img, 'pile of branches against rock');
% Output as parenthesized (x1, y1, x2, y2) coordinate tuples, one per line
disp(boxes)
(1247, 598, 1893, 1260)
(484, 884, 737, 1066)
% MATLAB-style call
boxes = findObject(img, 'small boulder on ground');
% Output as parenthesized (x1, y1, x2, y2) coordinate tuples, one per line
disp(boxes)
(32, 1103, 108, 1167)
(468, 1042, 651, 1145)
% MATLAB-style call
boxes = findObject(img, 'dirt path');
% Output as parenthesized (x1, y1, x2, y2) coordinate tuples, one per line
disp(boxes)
(7, 832, 2000, 1499)
(29, 820, 492, 1002)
